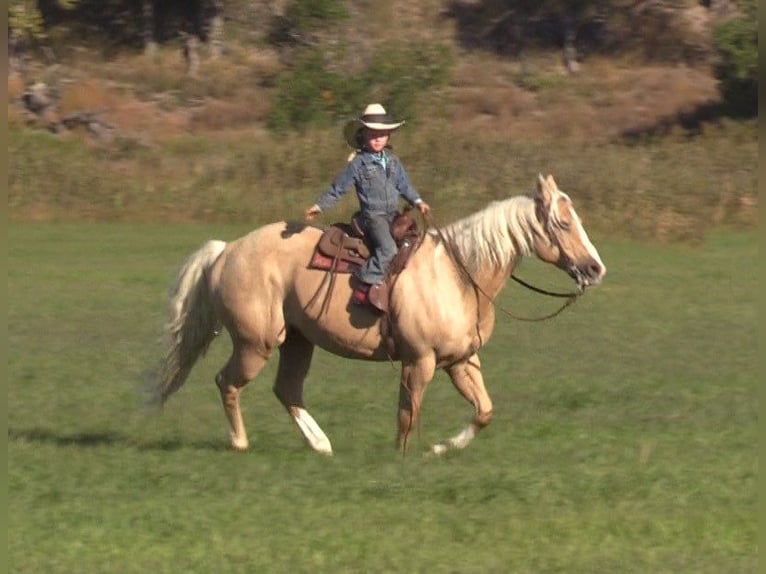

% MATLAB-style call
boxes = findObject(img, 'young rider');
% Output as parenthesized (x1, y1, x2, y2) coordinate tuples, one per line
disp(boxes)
(305, 103, 430, 304)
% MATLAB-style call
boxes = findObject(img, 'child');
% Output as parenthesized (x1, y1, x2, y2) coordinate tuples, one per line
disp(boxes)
(305, 103, 431, 304)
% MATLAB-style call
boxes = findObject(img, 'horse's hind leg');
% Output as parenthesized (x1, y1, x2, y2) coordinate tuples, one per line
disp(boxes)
(273, 329, 332, 455)
(432, 353, 493, 455)
(216, 343, 269, 451)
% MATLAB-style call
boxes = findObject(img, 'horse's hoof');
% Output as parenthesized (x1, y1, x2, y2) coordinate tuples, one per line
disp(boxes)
(230, 439, 249, 451)
(430, 444, 448, 456)
(311, 441, 333, 456)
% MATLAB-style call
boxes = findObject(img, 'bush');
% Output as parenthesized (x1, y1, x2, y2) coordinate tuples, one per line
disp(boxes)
(268, 41, 453, 132)
(267, 49, 365, 132)
(712, 2, 757, 117)
(284, 0, 348, 30)
(363, 42, 454, 123)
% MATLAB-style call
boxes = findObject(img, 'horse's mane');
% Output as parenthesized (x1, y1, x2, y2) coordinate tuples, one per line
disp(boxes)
(436, 194, 542, 275)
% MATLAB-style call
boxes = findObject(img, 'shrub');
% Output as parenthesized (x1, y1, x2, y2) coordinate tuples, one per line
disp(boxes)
(267, 49, 363, 132)
(712, 1, 757, 117)
(268, 41, 453, 132)
(284, 0, 348, 30)
(363, 42, 454, 123)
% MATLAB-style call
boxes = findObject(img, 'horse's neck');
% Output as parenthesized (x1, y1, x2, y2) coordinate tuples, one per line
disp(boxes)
(437, 217, 529, 300)
(433, 233, 517, 302)
(438, 195, 536, 275)
(471, 256, 517, 301)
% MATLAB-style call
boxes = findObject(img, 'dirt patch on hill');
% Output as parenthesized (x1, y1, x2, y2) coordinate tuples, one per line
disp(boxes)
(9, 52, 721, 148)
(446, 55, 720, 142)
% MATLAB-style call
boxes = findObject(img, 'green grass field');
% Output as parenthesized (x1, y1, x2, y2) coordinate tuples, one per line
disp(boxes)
(8, 223, 756, 573)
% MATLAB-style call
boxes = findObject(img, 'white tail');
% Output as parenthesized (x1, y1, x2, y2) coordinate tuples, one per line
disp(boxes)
(154, 240, 227, 405)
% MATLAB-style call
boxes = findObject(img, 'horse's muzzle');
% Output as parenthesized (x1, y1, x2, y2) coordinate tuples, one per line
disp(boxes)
(570, 258, 606, 288)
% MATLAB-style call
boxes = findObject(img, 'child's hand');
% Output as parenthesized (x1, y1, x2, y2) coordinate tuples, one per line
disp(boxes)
(305, 205, 322, 221)
(417, 201, 431, 216)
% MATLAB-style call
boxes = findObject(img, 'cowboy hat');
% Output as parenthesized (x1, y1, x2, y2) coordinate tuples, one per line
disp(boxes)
(343, 103, 405, 148)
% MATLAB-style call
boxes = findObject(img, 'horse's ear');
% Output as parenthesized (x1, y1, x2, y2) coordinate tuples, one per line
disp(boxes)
(536, 173, 553, 208)
(546, 174, 557, 188)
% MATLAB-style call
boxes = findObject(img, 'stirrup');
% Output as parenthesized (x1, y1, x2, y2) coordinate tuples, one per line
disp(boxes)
(352, 283, 370, 304)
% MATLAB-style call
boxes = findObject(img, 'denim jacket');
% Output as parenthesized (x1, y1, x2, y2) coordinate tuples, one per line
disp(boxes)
(315, 149, 421, 215)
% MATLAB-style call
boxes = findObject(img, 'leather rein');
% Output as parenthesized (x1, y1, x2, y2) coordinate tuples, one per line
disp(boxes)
(507, 274, 581, 321)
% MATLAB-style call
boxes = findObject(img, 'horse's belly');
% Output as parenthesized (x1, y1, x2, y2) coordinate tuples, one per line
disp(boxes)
(291, 314, 389, 361)
(284, 290, 390, 360)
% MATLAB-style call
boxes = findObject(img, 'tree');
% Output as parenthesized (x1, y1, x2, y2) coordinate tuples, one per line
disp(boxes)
(8, 0, 226, 76)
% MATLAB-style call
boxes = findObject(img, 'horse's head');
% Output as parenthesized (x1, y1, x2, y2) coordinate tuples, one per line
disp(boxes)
(531, 174, 606, 289)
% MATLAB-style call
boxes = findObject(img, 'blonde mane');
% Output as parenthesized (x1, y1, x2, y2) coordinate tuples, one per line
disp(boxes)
(437, 194, 543, 275)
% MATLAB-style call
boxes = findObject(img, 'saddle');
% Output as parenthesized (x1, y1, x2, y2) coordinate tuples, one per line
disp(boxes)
(309, 210, 420, 313)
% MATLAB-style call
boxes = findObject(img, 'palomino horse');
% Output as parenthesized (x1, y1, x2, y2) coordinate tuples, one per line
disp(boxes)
(154, 174, 605, 455)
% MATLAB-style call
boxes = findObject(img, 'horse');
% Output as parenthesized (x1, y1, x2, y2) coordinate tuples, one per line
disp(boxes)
(153, 174, 606, 455)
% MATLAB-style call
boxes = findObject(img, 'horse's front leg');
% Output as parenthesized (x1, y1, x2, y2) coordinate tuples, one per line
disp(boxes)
(397, 355, 436, 451)
(432, 353, 493, 455)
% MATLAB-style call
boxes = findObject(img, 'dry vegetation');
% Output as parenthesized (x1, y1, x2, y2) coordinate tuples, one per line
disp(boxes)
(7, 1, 757, 242)
(8, 49, 722, 144)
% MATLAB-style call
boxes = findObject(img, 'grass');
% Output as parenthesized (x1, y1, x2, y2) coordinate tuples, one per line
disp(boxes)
(8, 222, 757, 573)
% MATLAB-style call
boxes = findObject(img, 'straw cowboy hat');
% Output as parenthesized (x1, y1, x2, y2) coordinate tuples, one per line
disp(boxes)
(343, 103, 405, 148)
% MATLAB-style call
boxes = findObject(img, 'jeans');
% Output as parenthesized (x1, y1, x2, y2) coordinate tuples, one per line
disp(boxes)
(356, 212, 397, 285)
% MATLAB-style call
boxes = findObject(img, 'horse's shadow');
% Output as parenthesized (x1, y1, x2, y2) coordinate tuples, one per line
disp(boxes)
(8, 426, 223, 452)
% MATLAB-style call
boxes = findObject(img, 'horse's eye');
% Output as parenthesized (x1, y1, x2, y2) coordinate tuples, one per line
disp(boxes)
(559, 221, 571, 231)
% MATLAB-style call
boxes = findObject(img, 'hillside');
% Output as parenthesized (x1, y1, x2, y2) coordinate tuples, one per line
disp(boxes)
(7, 0, 757, 241)
(9, 1, 728, 142)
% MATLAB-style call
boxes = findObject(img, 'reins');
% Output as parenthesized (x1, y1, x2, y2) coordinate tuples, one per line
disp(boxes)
(423, 213, 582, 323)
(503, 276, 580, 321)
(507, 274, 581, 321)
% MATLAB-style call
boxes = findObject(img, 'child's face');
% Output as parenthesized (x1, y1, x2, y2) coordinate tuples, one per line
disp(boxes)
(364, 129, 391, 152)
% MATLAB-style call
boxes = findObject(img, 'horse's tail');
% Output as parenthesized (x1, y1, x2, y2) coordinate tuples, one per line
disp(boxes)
(153, 239, 227, 406)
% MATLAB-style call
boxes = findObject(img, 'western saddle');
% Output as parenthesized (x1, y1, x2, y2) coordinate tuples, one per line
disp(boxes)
(309, 210, 420, 313)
